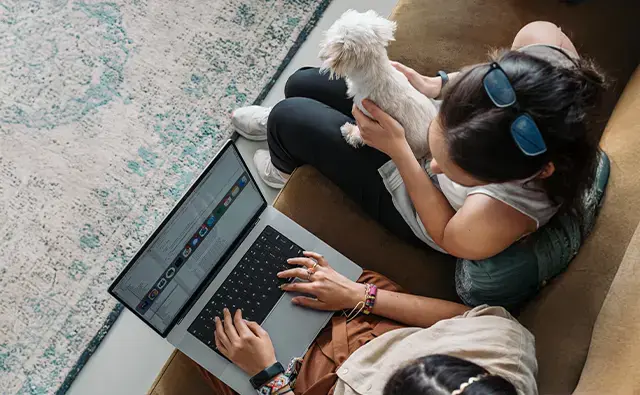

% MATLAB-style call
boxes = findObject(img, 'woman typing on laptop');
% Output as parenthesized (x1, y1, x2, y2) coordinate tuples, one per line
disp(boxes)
(196, 251, 537, 395)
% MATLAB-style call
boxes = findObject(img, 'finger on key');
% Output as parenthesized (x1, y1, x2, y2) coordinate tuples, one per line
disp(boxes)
(214, 329, 228, 353)
(287, 257, 315, 268)
(277, 267, 309, 279)
(223, 308, 239, 341)
(280, 281, 315, 294)
(233, 309, 252, 337)
(214, 316, 230, 348)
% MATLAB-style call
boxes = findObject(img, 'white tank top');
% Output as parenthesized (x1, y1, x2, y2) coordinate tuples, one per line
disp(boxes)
(435, 173, 559, 229)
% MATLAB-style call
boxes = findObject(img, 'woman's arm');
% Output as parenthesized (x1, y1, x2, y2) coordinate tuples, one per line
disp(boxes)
(370, 289, 470, 327)
(391, 61, 460, 98)
(390, 143, 456, 245)
(278, 252, 470, 328)
(391, 143, 531, 259)
(214, 253, 470, 379)
(354, 102, 531, 260)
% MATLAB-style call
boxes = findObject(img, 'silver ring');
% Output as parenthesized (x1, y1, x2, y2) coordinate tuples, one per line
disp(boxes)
(306, 269, 314, 281)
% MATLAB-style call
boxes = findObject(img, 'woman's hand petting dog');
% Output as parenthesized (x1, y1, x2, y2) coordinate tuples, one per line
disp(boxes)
(352, 100, 412, 160)
(214, 308, 277, 376)
(278, 251, 366, 311)
(391, 61, 443, 99)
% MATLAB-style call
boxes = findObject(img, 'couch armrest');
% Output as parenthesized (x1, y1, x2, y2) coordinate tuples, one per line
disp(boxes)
(273, 166, 458, 301)
(573, 222, 640, 394)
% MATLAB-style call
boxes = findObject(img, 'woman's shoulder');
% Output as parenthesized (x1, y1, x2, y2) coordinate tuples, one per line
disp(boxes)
(466, 179, 560, 229)
(436, 172, 559, 228)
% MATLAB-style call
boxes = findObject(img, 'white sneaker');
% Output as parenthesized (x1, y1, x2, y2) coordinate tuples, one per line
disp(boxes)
(253, 149, 289, 189)
(231, 106, 271, 141)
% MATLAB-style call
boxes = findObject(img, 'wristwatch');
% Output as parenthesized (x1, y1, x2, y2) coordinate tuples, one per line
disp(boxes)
(250, 362, 285, 389)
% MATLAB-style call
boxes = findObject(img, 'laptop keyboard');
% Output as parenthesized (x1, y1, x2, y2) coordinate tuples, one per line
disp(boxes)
(187, 225, 305, 351)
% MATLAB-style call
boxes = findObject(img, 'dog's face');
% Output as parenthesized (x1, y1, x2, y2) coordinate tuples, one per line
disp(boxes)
(319, 10, 396, 78)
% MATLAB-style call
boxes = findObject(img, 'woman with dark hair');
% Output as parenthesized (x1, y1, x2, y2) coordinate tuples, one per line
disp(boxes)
(197, 255, 536, 395)
(232, 20, 607, 307)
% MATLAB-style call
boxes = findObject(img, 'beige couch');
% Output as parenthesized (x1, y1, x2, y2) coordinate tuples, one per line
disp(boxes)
(148, 1, 640, 394)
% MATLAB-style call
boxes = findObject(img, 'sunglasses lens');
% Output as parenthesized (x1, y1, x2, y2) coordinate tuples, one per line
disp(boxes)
(483, 68, 517, 107)
(511, 114, 547, 156)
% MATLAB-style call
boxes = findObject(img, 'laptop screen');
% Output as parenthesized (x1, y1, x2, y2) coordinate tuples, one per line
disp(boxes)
(110, 143, 265, 334)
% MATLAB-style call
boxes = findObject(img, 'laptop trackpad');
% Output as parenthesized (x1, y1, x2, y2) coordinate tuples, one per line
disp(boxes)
(264, 292, 331, 360)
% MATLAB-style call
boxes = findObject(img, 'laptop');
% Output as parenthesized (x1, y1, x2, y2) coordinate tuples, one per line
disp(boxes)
(109, 139, 362, 395)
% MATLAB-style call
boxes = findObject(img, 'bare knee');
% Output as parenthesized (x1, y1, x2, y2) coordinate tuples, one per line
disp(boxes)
(512, 21, 578, 55)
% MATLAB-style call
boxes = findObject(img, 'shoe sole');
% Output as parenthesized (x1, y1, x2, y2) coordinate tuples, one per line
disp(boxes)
(233, 126, 267, 142)
(261, 177, 286, 190)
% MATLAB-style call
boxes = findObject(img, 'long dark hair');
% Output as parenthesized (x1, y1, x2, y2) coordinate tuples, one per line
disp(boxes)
(383, 354, 517, 395)
(439, 50, 606, 216)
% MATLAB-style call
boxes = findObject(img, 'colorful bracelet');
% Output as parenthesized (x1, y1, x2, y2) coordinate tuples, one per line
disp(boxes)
(257, 373, 290, 395)
(342, 284, 378, 320)
(362, 284, 377, 315)
(284, 357, 303, 388)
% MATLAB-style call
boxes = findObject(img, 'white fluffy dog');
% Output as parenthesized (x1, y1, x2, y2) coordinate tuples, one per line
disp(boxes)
(319, 10, 438, 158)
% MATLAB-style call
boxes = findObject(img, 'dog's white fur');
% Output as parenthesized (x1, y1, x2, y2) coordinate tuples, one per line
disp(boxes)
(319, 10, 438, 158)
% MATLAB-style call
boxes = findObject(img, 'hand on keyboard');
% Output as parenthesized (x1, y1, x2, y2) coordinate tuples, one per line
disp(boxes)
(214, 308, 277, 376)
(277, 251, 366, 312)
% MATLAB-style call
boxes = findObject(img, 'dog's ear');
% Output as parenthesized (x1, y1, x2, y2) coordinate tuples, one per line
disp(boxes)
(318, 38, 354, 79)
(364, 10, 396, 45)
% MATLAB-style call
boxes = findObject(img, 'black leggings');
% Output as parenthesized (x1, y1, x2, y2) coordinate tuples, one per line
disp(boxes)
(267, 67, 418, 243)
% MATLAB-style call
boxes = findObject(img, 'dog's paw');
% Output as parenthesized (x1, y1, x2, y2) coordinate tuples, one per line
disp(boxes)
(341, 123, 364, 148)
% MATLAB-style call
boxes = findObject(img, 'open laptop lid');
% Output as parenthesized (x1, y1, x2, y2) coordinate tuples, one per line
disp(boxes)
(109, 140, 267, 336)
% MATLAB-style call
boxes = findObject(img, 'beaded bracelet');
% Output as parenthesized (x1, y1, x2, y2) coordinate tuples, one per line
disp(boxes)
(363, 284, 377, 315)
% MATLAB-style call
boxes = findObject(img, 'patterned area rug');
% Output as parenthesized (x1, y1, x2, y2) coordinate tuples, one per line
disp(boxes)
(0, 0, 330, 393)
